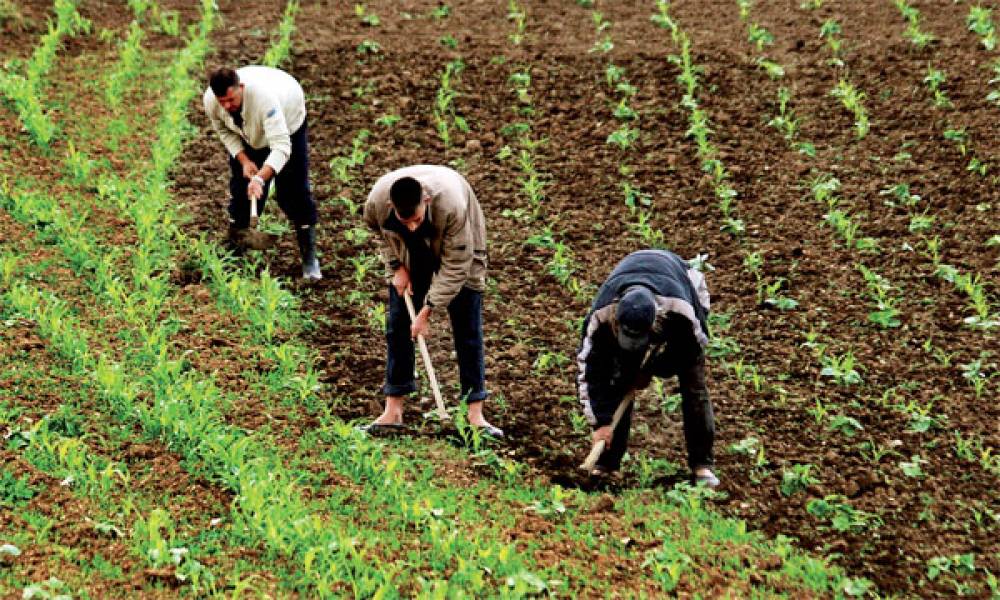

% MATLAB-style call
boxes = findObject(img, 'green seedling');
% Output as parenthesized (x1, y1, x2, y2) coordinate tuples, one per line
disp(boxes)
(507, 0, 525, 44)
(830, 80, 869, 139)
(819, 19, 844, 65)
(967, 5, 997, 51)
(748, 23, 774, 51)
(820, 351, 862, 386)
(899, 454, 927, 478)
(806, 495, 882, 533)
(356, 39, 382, 55)
(262, 0, 300, 68)
(827, 414, 863, 437)
(781, 464, 819, 496)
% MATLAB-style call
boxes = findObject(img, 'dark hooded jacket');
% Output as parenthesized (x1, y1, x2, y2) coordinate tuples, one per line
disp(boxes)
(577, 250, 711, 426)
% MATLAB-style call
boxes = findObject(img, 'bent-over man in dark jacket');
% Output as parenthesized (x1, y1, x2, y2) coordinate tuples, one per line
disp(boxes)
(577, 249, 718, 487)
(361, 165, 501, 438)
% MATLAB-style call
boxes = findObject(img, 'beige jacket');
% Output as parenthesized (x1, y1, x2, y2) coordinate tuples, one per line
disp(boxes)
(364, 165, 487, 308)
(202, 66, 306, 174)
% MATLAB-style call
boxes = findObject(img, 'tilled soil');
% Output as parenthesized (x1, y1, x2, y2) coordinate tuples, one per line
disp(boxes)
(171, 0, 999, 595)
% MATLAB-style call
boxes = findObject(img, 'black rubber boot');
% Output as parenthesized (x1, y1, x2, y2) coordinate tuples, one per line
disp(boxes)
(226, 224, 247, 257)
(296, 225, 322, 280)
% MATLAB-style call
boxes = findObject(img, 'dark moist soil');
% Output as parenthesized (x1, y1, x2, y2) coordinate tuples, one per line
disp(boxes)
(168, 0, 999, 595)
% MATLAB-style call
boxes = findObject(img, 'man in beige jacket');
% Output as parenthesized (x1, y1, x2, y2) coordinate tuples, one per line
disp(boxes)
(362, 165, 501, 438)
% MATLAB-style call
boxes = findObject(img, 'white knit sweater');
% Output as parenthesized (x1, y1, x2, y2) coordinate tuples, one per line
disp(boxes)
(202, 66, 306, 174)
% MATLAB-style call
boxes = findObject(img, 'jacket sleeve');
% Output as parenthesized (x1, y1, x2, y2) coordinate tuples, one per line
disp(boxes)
(363, 198, 400, 277)
(261, 96, 292, 174)
(204, 91, 245, 158)
(577, 310, 625, 427)
(426, 204, 473, 308)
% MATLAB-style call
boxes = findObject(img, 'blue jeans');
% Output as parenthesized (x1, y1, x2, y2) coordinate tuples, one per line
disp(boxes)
(227, 119, 317, 228)
(382, 285, 488, 403)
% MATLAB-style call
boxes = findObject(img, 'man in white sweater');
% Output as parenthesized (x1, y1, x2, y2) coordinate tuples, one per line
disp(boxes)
(203, 66, 322, 279)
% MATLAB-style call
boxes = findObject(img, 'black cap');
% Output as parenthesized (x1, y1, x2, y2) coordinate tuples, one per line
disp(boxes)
(616, 286, 656, 352)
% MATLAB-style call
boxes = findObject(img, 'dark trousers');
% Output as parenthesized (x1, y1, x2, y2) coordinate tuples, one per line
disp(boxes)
(227, 120, 318, 228)
(597, 353, 715, 472)
(382, 285, 488, 403)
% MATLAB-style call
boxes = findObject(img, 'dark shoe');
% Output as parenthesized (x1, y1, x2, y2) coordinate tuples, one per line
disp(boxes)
(226, 225, 247, 256)
(692, 468, 720, 488)
(357, 422, 407, 436)
(295, 225, 322, 280)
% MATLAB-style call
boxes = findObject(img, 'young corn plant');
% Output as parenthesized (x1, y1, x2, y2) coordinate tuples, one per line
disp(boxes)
(781, 464, 819, 496)
(823, 208, 868, 250)
(735, 1, 783, 78)
(105, 21, 146, 108)
(879, 181, 921, 209)
(507, 0, 526, 45)
(987, 57, 1000, 105)
(894, 0, 936, 49)
(922, 67, 952, 109)
(262, 0, 300, 68)
(524, 229, 586, 300)
(856, 264, 902, 328)
(954, 432, 1000, 476)
(651, 0, 677, 33)
(736, 0, 752, 21)
(827, 413, 864, 438)
(0, 0, 90, 148)
(819, 19, 845, 67)
(892, 393, 946, 433)
(743, 252, 796, 309)
(354, 2, 380, 27)
(589, 11, 613, 54)
(936, 265, 999, 328)
(941, 127, 990, 175)
(943, 127, 969, 157)
(967, 5, 997, 51)
(432, 58, 468, 148)
(516, 142, 549, 217)
(329, 129, 372, 186)
(806, 495, 883, 533)
(819, 350, 863, 386)
(747, 22, 775, 52)
(960, 357, 994, 398)
(768, 87, 800, 140)
(661, 22, 744, 237)
(830, 79, 870, 139)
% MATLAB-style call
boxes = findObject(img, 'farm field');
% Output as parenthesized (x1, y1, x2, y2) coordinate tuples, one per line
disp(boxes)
(1, 0, 998, 598)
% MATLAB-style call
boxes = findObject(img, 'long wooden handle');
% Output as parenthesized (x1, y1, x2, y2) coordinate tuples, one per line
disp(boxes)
(250, 196, 259, 227)
(404, 291, 450, 421)
(579, 393, 634, 472)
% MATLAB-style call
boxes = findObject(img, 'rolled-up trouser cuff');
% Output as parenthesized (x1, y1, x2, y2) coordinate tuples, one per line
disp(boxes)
(381, 381, 417, 397)
(464, 390, 489, 403)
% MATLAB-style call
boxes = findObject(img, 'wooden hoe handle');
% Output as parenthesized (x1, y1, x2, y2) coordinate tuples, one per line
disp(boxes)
(250, 196, 259, 228)
(404, 291, 450, 421)
(579, 393, 634, 472)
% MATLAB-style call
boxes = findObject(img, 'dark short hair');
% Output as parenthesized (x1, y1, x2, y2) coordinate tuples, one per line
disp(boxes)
(209, 67, 240, 97)
(389, 176, 423, 218)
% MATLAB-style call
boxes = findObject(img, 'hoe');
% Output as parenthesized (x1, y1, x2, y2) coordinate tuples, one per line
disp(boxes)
(242, 194, 277, 250)
(579, 342, 662, 472)
(579, 392, 633, 472)
(404, 290, 450, 422)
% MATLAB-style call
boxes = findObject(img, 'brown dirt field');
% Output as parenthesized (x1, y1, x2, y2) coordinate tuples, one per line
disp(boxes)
(131, 0, 1000, 595)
